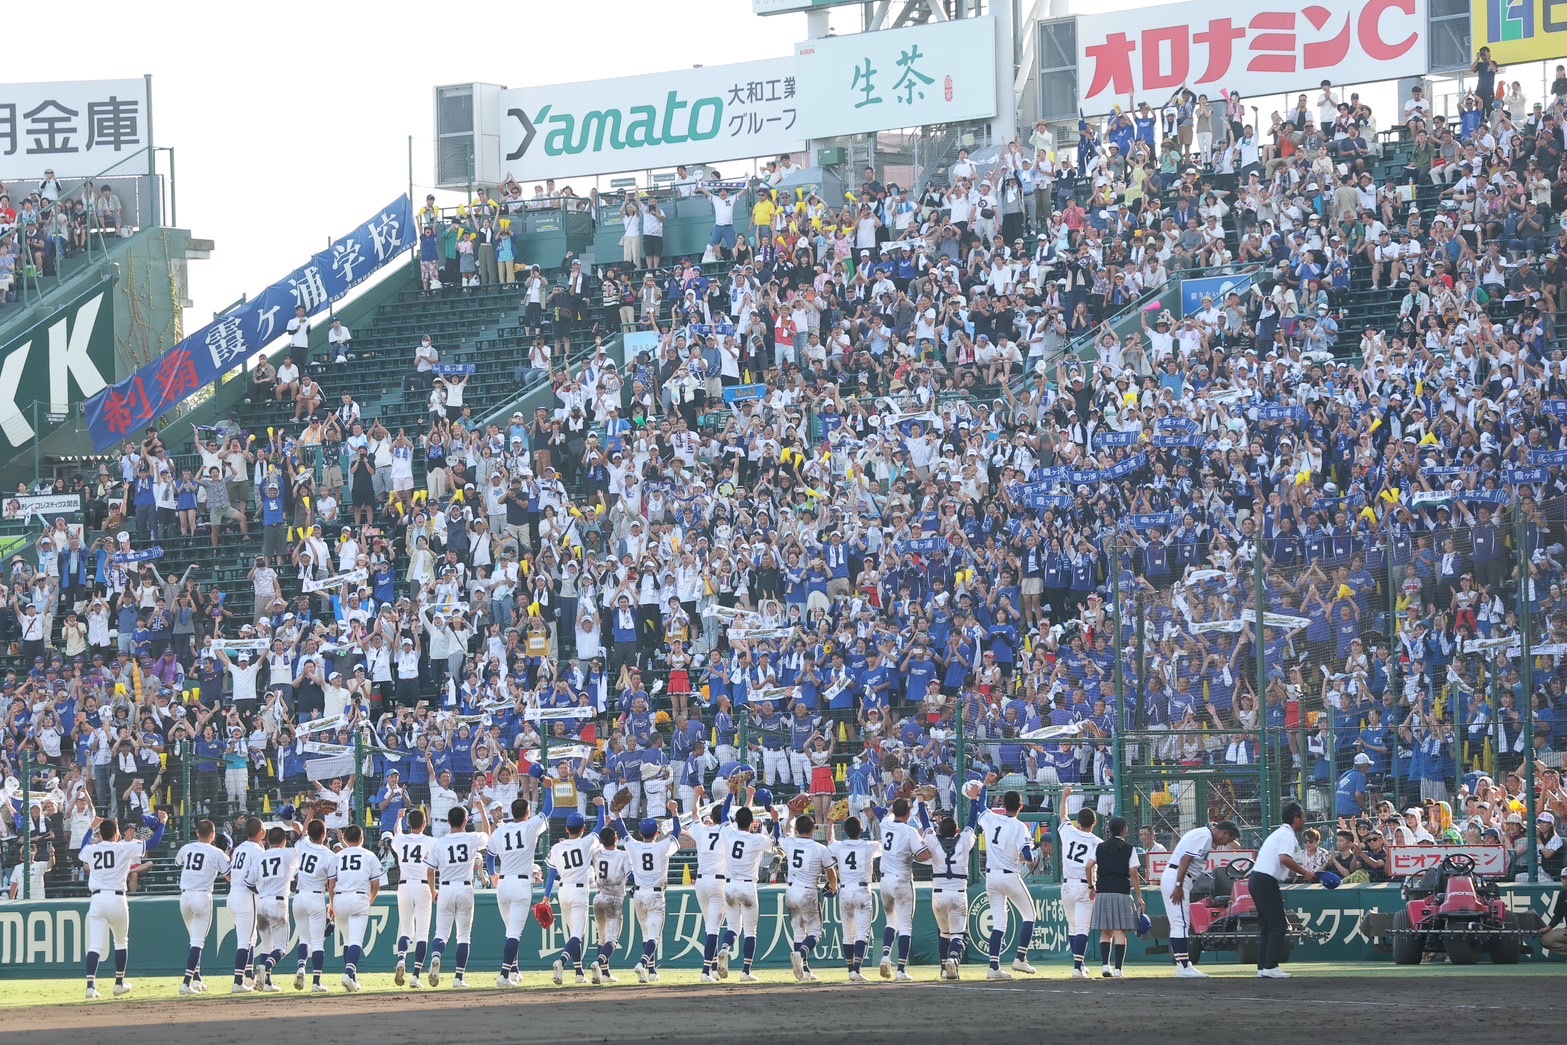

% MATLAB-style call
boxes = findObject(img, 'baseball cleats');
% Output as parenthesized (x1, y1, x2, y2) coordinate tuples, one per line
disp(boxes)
(1109, 969, 1125, 979)
(1012, 959, 1037, 974)
(311, 983, 331, 994)
(552, 960, 565, 986)
(879, 957, 893, 979)
(231, 983, 254, 994)
(1176, 965, 1208, 978)
(451, 978, 470, 989)
(895, 970, 915, 982)
(739, 972, 761, 982)
(848, 970, 869, 983)
(1071, 967, 1088, 979)
(85, 988, 101, 1000)
(427, 955, 441, 986)
(940, 959, 954, 980)
(180, 984, 200, 996)
(340, 974, 361, 993)
(700, 971, 716, 983)
(576, 972, 589, 985)
(635, 963, 649, 983)
(295, 969, 306, 991)
(716, 951, 730, 979)
(986, 967, 1012, 980)
(395, 959, 406, 986)
(591, 965, 603, 985)
(1258, 968, 1292, 979)
(647, 969, 660, 982)
(409, 976, 424, 989)
(114, 983, 134, 997)
(259, 980, 282, 993)
(497, 973, 512, 989)
(801, 971, 819, 982)
(791, 951, 805, 981)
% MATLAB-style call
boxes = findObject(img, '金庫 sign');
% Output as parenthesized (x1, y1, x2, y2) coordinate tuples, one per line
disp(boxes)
(793, 18, 998, 140)
(0, 78, 150, 181)
(499, 60, 805, 182)
(1075, 0, 1427, 112)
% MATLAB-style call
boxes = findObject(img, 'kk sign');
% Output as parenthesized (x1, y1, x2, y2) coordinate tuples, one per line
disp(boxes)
(1076, 0, 1427, 112)
(0, 280, 115, 451)
(499, 60, 805, 182)
(792, 18, 998, 140)
(1472, 0, 1567, 62)
(0, 78, 150, 182)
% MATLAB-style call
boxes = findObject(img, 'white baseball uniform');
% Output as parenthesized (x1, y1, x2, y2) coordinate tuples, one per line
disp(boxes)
(781, 835, 833, 941)
(827, 837, 879, 949)
(547, 834, 598, 943)
(253, 845, 301, 959)
(176, 841, 231, 947)
(80, 835, 146, 956)
(721, 821, 779, 935)
(979, 809, 1038, 935)
(592, 845, 631, 951)
(491, 815, 550, 941)
(1160, 826, 1216, 938)
(389, 829, 434, 949)
(227, 839, 265, 962)
(291, 840, 337, 955)
(428, 830, 489, 945)
(625, 826, 683, 957)
(1057, 821, 1101, 937)
(927, 828, 976, 939)
(685, 814, 730, 940)
(332, 844, 386, 951)
(878, 819, 926, 935)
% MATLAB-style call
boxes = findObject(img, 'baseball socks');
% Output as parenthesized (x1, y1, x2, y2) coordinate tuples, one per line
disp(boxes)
(1071, 933, 1087, 973)
(701, 933, 718, 977)
(183, 946, 203, 988)
(1016, 922, 1034, 969)
(343, 944, 362, 984)
(988, 929, 1004, 970)
(1171, 937, 1192, 969)
(851, 938, 867, 974)
(742, 934, 757, 975)
(947, 933, 966, 964)
(799, 935, 817, 975)
(85, 950, 101, 994)
(881, 925, 897, 966)
(597, 939, 617, 977)
(501, 937, 520, 981)
(232, 947, 250, 987)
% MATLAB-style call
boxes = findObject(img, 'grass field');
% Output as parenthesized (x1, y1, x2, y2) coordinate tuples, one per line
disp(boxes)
(6, 960, 1562, 1008)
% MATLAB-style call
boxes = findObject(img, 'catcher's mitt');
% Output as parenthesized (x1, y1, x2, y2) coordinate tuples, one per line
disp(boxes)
(610, 787, 635, 814)
(533, 900, 555, 929)
(914, 784, 940, 802)
(827, 798, 850, 822)
(787, 793, 812, 816)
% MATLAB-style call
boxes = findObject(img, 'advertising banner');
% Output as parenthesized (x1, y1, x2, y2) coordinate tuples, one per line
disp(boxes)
(1075, 0, 1427, 112)
(0, 279, 116, 452)
(2, 493, 80, 521)
(1180, 273, 1253, 317)
(83, 195, 414, 450)
(1470, 0, 1567, 64)
(793, 18, 998, 139)
(499, 60, 805, 182)
(1385, 844, 1508, 877)
(0, 78, 149, 182)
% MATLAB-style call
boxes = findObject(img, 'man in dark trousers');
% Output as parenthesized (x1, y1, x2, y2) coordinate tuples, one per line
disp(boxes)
(1250, 801, 1317, 979)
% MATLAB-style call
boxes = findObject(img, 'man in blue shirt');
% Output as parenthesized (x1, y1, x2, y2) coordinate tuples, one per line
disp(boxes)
(374, 767, 409, 835)
(1335, 752, 1371, 817)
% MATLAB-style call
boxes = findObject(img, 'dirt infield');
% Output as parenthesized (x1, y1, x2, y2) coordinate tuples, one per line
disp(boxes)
(7, 972, 1563, 1044)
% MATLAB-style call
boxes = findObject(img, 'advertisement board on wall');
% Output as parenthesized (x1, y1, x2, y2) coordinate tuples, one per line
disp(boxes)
(498, 60, 806, 182)
(1470, 0, 1567, 63)
(1075, 0, 1428, 112)
(0, 280, 116, 453)
(792, 18, 998, 139)
(0, 78, 150, 182)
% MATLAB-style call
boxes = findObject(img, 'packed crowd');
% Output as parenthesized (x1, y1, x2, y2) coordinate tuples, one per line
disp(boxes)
(0, 171, 126, 303)
(4, 69, 1567, 901)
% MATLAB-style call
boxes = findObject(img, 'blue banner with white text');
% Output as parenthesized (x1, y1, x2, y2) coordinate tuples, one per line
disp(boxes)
(83, 195, 415, 450)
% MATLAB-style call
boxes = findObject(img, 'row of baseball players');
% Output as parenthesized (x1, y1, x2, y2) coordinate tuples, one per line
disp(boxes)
(76, 778, 1242, 997)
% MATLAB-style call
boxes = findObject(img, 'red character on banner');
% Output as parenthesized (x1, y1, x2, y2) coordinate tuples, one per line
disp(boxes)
(1083, 31, 1137, 100)
(1301, 5, 1353, 68)
(99, 378, 151, 437)
(152, 347, 202, 407)
(1357, 0, 1418, 61)
(1246, 11, 1298, 74)
(1140, 25, 1190, 92)
(1192, 19, 1246, 85)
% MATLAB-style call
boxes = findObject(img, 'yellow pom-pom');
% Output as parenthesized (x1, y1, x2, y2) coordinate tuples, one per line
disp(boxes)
(1359, 506, 1378, 522)
(452, 490, 464, 503)
(1294, 470, 1311, 486)
(1369, 417, 1383, 433)
(499, 218, 510, 231)
(520, 559, 531, 575)
(1337, 584, 1355, 600)
(796, 187, 806, 200)
(301, 496, 311, 510)
(528, 600, 542, 617)
(1380, 489, 1401, 505)
(1419, 432, 1438, 446)
(267, 426, 274, 438)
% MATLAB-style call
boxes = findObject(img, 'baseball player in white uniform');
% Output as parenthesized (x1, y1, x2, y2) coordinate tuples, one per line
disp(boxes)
(719, 801, 782, 982)
(332, 823, 387, 991)
(227, 816, 267, 993)
(625, 805, 684, 982)
(922, 795, 979, 980)
(1160, 819, 1240, 977)
(250, 825, 301, 991)
(877, 797, 929, 981)
(974, 785, 1039, 980)
(175, 819, 230, 995)
(590, 819, 631, 983)
(675, 785, 747, 982)
(490, 789, 553, 987)
(827, 816, 879, 981)
(290, 818, 337, 992)
(79, 811, 167, 999)
(780, 813, 838, 983)
(1057, 800, 1101, 978)
(426, 803, 492, 989)
(544, 810, 598, 984)
(388, 808, 436, 987)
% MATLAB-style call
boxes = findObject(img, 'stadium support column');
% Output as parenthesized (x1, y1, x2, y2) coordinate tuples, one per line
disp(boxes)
(20, 752, 31, 900)
(1515, 505, 1537, 880)
(354, 729, 366, 838)
(956, 683, 972, 880)
(1254, 550, 1270, 834)
(990, 0, 1016, 148)
(1111, 542, 1124, 817)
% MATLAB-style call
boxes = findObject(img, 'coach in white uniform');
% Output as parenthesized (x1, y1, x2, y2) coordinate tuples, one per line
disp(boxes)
(978, 787, 1039, 979)
(1252, 801, 1316, 979)
(1159, 819, 1240, 978)
(80, 810, 167, 999)
(175, 819, 230, 995)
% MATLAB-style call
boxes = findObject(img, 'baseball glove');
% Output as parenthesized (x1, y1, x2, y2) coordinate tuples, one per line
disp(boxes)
(914, 784, 940, 802)
(610, 787, 635, 814)
(827, 798, 850, 822)
(898, 779, 917, 800)
(533, 900, 555, 929)
(787, 793, 812, 816)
